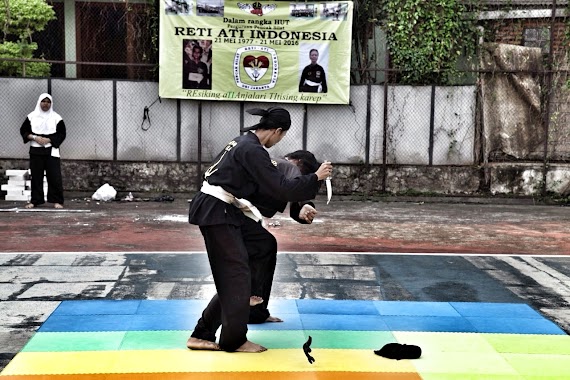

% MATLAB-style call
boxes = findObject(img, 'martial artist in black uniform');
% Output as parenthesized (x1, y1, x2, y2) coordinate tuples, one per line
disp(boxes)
(299, 49, 328, 93)
(187, 107, 332, 353)
(248, 151, 321, 324)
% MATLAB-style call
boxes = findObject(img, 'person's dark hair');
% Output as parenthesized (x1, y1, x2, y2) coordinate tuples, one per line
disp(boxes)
(284, 150, 320, 175)
(242, 107, 291, 132)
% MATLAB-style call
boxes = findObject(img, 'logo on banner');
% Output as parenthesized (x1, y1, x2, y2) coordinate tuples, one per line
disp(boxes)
(237, 2, 276, 16)
(234, 46, 278, 90)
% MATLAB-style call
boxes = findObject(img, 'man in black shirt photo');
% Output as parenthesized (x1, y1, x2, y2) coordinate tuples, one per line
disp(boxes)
(299, 49, 328, 93)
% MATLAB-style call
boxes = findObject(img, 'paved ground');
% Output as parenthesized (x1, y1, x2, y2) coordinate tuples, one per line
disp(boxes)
(1, 194, 570, 373)
(1, 194, 569, 254)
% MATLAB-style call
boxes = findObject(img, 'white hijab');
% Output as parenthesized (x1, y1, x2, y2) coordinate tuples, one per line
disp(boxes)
(27, 93, 62, 135)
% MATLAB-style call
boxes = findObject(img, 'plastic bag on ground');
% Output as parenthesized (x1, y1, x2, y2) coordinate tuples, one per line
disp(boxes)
(92, 183, 117, 201)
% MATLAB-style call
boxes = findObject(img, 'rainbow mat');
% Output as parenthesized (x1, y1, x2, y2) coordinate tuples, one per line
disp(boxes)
(2, 299, 570, 379)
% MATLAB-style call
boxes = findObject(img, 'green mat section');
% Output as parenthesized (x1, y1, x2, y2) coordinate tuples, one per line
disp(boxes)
(484, 333, 570, 355)
(22, 332, 125, 352)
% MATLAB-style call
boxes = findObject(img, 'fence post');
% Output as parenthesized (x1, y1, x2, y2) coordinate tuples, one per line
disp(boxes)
(365, 83, 371, 165)
(113, 80, 117, 161)
(176, 99, 181, 162)
(541, 0, 557, 196)
(382, 72, 388, 192)
(197, 101, 203, 189)
(429, 84, 435, 166)
(302, 103, 308, 150)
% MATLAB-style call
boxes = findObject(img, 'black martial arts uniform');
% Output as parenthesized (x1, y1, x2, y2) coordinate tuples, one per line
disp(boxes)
(247, 158, 316, 324)
(183, 57, 209, 89)
(188, 132, 320, 352)
(299, 63, 328, 93)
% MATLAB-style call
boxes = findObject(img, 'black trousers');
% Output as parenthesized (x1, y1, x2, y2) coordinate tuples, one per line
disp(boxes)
(191, 217, 277, 351)
(246, 220, 277, 324)
(29, 153, 63, 206)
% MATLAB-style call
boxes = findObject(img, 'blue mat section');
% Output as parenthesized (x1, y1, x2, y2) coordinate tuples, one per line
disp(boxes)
(39, 300, 567, 335)
(52, 300, 142, 315)
(449, 302, 543, 318)
(374, 300, 461, 317)
(296, 299, 379, 315)
(300, 314, 390, 331)
(382, 316, 476, 332)
(466, 316, 564, 334)
(137, 300, 210, 315)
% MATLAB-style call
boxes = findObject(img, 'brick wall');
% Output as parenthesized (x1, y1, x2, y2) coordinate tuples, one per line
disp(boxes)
(485, 18, 567, 58)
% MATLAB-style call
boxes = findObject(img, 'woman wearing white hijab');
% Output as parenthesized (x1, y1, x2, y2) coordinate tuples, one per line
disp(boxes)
(20, 93, 66, 209)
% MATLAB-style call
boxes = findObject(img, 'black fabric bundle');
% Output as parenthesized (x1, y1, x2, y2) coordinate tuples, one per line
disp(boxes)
(374, 343, 422, 360)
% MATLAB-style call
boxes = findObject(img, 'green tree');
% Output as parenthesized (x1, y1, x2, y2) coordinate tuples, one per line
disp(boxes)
(0, 0, 56, 77)
(379, 0, 479, 85)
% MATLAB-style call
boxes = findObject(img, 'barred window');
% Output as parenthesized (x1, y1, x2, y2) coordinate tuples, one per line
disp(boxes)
(523, 27, 550, 54)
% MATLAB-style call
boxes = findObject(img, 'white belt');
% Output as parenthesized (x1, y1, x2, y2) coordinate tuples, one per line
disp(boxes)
(200, 181, 263, 222)
(303, 79, 323, 93)
(304, 79, 320, 86)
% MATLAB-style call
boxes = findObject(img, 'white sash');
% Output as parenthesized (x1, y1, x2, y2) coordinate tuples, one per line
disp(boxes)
(303, 79, 323, 93)
(200, 181, 263, 222)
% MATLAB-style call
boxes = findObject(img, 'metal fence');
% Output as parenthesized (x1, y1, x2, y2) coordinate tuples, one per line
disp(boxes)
(0, 74, 479, 166)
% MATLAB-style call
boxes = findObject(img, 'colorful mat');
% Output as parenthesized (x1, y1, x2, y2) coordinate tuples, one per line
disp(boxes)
(2, 299, 570, 379)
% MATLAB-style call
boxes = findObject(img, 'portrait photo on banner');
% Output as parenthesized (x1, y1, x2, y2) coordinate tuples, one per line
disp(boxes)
(182, 39, 213, 90)
(298, 44, 329, 94)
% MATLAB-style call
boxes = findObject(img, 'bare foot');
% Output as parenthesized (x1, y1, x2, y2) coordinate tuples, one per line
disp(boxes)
(250, 295, 263, 306)
(265, 315, 283, 323)
(235, 340, 267, 353)
(186, 337, 221, 351)
(54, 203, 63, 209)
(24, 203, 34, 209)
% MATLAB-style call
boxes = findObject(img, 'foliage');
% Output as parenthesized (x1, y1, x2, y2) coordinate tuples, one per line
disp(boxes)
(0, 0, 55, 77)
(351, 0, 382, 83)
(0, 41, 50, 76)
(378, 0, 480, 85)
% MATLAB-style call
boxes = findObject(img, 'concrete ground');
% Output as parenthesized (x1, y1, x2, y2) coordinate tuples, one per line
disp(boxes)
(1, 194, 570, 372)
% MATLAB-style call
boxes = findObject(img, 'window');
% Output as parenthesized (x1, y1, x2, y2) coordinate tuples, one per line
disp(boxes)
(523, 27, 550, 54)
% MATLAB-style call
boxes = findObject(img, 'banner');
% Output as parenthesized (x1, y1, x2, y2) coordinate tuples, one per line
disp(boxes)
(159, 1, 353, 104)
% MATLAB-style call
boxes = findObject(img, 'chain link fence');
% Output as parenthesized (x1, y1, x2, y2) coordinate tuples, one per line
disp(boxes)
(3, 68, 567, 164)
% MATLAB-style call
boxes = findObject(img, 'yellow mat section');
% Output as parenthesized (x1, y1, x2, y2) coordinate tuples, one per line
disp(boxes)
(1, 349, 416, 376)
(0, 372, 422, 380)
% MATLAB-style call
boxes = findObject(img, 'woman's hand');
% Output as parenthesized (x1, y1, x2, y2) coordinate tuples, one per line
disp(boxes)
(315, 161, 333, 181)
(35, 137, 51, 146)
